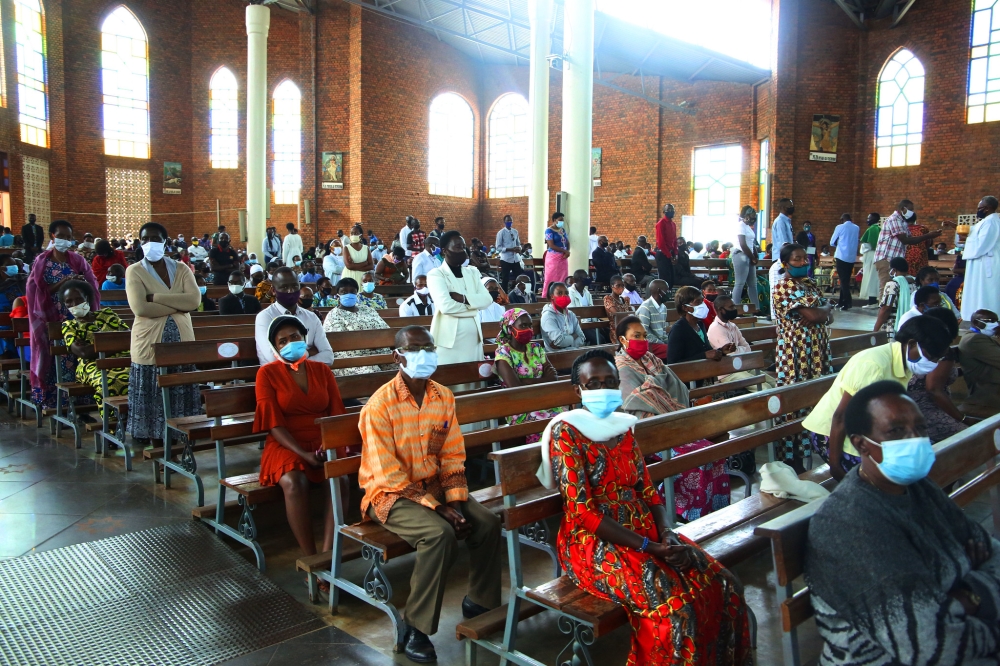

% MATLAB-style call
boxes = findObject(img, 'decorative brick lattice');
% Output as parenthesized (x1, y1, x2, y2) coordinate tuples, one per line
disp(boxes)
(22, 155, 49, 225)
(106, 167, 150, 240)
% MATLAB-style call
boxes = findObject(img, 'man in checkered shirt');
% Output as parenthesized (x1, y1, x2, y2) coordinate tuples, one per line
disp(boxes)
(873, 198, 942, 295)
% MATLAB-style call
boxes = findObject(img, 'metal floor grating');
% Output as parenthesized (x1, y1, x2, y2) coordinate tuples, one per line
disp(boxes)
(0, 522, 325, 666)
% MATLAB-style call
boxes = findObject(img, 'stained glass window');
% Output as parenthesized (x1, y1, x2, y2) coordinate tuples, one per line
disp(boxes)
(210, 67, 238, 168)
(101, 7, 149, 158)
(968, 0, 1000, 123)
(488, 93, 528, 198)
(757, 139, 770, 241)
(272, 80, 301, 205)
(875, 49, 924, 168)
(14, 0, 47, 147)
(429, 93, 474, 198)
(693, 144, 742, 218)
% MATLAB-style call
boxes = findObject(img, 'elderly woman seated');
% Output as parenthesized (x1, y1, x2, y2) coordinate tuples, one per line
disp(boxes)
(479, 276, 506, 323)
(493, 308, 564, 443)
(59, 280, 130, 422)
(540, 349, 752, 665)
(254, 316, 346, 578)
(806, 380, 1000, 664)
(615, 315, 730, 520)
(322, 277, 394, 376)
(359, 271, 388, 309)
(540, 282, 586, 352)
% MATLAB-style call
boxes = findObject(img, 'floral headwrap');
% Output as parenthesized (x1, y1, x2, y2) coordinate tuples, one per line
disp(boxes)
(498, 307, 528, 344)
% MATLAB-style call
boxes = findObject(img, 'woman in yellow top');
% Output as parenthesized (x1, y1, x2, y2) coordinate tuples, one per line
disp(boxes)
(125, 222, 202, 448)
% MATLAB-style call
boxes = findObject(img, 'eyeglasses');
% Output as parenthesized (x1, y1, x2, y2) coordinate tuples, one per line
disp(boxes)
(581, 378, 620, 390)
(397, 344, 437, 354)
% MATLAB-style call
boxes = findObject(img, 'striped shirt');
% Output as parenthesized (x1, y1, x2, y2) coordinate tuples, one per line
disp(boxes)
(636, 297, 669, 345)
(358, 374, 468, 522)
(874, 211, 908, 262)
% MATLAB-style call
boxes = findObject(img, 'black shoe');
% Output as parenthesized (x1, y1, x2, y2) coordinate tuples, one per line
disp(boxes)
(461, 596, 490, 619)
(403, 625, 437, 663)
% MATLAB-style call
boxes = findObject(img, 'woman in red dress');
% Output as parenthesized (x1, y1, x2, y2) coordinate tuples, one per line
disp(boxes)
(539, 349, 752, 665)
(254, 315, 345, 563)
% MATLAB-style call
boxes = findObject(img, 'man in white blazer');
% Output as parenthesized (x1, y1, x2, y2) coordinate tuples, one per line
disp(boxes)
(426, 231, 494, 366)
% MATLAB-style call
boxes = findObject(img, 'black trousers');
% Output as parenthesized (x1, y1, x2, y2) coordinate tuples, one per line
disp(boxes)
(654, 251, 674, 287)
(835, 258, 854, 308)
(499, 260, 520, 292)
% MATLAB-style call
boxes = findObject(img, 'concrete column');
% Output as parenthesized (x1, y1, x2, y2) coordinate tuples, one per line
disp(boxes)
(246, 5, 270, 258)
(527, 0, 552, 254)
(559, 0, 594, 275)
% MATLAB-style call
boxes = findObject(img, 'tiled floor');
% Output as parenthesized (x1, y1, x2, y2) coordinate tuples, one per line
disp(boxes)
(0, 304, 992, 666)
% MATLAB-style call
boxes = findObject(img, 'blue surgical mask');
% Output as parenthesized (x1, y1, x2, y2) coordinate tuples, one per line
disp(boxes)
(864, 435, 935, 485)
(339, 292, 358, 307)
(556, 220, 565, 229)
(4, 265, 18, 276)
(580, 388, 623, 419)
(279, 340, 308, 362)
(926, 282, 939, 289)
(787, 264, 810, 278)
(362, 282, 376, 294)
(294, 260, 302, 266)
(399, 350, 438, 379)
(377, 244, 384, 250)
(432, 247, 441, 256)
(504, 221, 512, 229)
(199, 285, 207, 295)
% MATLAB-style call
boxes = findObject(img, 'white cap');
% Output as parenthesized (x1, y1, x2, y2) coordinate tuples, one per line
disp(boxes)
(250, 264, 264, 275)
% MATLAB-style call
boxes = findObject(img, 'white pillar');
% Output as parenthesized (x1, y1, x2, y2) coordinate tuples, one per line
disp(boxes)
(560, 0, 594, 275)
(527, 0, 552, 254)
(246, 5, 270, 259)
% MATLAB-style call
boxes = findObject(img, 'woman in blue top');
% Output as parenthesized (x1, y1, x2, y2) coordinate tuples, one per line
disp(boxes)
(542, 211, 570, 299)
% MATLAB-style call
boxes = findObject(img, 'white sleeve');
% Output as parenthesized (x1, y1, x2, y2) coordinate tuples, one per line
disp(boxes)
(255, 310, 276, 365)
(306, 311, 335, 366)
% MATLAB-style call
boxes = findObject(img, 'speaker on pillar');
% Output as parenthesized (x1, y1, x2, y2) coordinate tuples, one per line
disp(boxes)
(556, 191, 568, 214)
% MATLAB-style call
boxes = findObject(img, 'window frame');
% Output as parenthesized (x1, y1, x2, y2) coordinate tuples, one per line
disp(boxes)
(209, 66, 238, 169)
(100, 6, 150, 159)
(875, 48, 925, 168)
(428, 92, 475, 199)
(14, 0, 47, 147)
(272, 79, 301, 205)
(967, 0, 1000, 123)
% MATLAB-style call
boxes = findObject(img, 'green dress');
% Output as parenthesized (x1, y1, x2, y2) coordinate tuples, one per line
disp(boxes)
(61, 308, 130, 417)
(493, 341, 567, 442)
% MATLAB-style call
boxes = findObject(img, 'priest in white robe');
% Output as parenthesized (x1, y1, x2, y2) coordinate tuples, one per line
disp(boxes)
(961, 196, 1000, 321)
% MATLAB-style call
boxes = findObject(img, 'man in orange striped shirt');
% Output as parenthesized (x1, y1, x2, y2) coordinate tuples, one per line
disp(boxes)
(358, 325, 501, 663)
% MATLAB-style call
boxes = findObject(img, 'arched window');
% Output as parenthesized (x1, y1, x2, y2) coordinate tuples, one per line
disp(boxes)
(875, 49, 924, 168)
(968, 0, 1000, 123)
(101, 6, 149, 158)
(272, 80, 301, 205)
(210, 67, 238, 168)
(428, 92, 474, 198)
(488, 93, 528, 198)
(14, 0, 47, 147)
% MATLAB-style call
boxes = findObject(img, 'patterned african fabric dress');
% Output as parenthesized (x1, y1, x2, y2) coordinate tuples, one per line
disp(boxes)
(905, 223, 930, 276)
(493, 341, 567, 443)
(549, 421, 752, 665)
(322, 305, 395, 377)
(32, 259, 75, 408)
(772, 275, 833, 463)
(359, 292, 388, 310)
(61, 308, 130, 418)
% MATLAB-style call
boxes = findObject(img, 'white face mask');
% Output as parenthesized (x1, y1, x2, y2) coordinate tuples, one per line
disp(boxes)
(980, 321, 1000, 336)
(903, 208, 914, 220)
(399, 350, 438, 379)
(415, 287, 430, 295)
(106, 276, 118, 284)
(229, 284, 244, 295)
(906, 342, 939, 375)
(689, 302, 710, 319)
(142, 241, 165, 262)
(333, 247, 342, 255)
(350, 235, 361, 243)
(68, 302, 90, 319)
(53, 238, 74, 253)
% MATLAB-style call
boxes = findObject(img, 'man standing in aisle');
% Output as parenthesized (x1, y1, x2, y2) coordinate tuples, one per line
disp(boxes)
(428, 217, 446, 241)
(873, 199, 941, 296)
(961, 196, 1000, 321)
(263, 226, 282, 265)
(495, 214, 522, 291)
(654, 204, 677, 286)
(770, 198, 795, 260)
(282, 222, 303, 266)
(829, 213, 860, 310)
(21, 213, 44, 263)
(411, 236, 440, 286)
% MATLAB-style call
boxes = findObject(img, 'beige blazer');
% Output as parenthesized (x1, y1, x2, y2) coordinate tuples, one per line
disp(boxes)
(427, 263, 493, 348)
(125, 261, 201, 365)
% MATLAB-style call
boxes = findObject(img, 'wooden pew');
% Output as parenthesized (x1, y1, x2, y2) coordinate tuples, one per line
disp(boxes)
(46, 321, 101, 450)
(91, 331, 135, 468)
(457, 377, 836, 664)
(755, 412, 1000, 666)
(0, 313, 21, 412)
(11, 316, 49, 428)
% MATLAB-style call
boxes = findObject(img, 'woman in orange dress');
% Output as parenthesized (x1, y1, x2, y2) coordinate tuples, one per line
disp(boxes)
(254, 315, 345, 566)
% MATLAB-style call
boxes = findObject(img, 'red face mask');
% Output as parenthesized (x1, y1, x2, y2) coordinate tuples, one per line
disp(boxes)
(552, 295, 572, 310)
(624, 338, 648, 360)
(513, 327, 533, 344)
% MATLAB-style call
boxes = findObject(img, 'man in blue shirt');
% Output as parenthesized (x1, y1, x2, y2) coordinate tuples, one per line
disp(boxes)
(830, 213, 860, 310)
(770, 198, 795, 260)
(0, 228, 13, 247)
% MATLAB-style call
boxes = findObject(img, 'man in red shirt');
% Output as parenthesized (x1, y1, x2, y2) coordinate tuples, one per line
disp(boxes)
(654, 203, 678, 286)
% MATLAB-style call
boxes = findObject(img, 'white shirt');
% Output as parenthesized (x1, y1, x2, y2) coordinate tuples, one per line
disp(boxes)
(263, 235, 282, 260)
(399, 293, 434, 317)
(282, 232, 304, 266)
(624, 287, 643, 305)
(399, 225, 413, 255)
(568, 285, 593, 308)
(411, 250, 439, 284)
(254, 302, 335, 366)
(323, 252, 344, 283)
(589, 234, 600, 258)
(688, 250, 704, 260)
(614, 249, 627, 259)
(479, 301, 505, 323)
(896, 306, 922, 331)
(735, 221, 756, 252)
(707, 318, 752, 381)
(371, 246, 385, 262)
(188, 245, 208, 261)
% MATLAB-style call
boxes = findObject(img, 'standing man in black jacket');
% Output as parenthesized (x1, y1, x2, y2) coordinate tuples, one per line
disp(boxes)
(631, 235, 654, 289)
(21, 213, 44, 263)
(590, 235, 619, 290)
